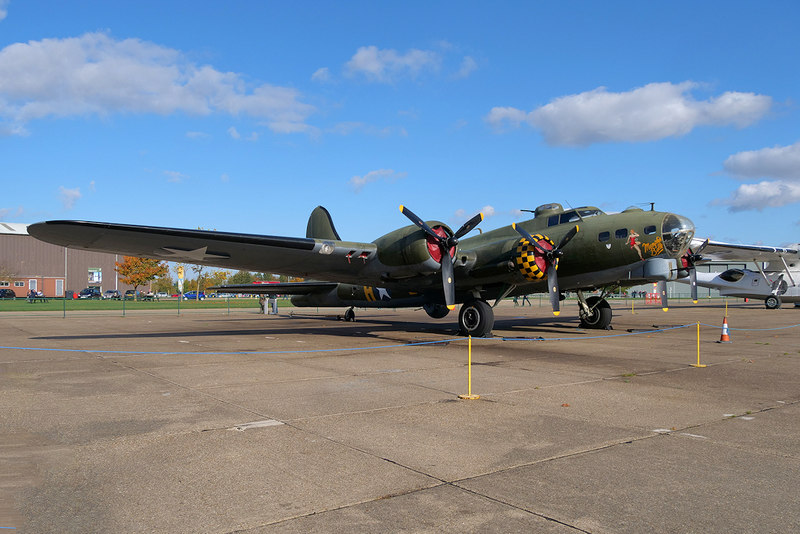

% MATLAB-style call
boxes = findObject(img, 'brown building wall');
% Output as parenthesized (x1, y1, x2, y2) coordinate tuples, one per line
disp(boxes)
(0, 234, 134, 297)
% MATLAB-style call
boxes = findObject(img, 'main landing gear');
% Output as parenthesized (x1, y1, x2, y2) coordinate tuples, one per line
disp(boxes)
(343, 307, 356, 321)
(577, 291, 612, 329)
(458, 299, 494, 337)
(765, 295, 782, 309)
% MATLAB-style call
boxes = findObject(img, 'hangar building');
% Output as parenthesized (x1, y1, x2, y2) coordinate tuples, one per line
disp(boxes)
(0, 222, 133, 298)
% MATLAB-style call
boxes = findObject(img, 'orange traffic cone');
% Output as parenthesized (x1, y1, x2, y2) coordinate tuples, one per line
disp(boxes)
(716, 317, 732, 343)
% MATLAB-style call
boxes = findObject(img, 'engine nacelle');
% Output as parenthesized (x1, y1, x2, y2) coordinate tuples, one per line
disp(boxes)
(373, 222, 453, 278)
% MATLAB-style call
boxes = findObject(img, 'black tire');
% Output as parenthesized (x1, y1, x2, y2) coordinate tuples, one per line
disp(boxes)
(458, 300, 494, 337)
(423, 303, 451, 319)
(765, 295, 782, 309)
(344, 308, 356, 321)
(579, 296, 612, 329)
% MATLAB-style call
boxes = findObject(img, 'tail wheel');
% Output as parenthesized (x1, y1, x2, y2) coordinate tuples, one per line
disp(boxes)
(765, 296, 781, 309)
(458, 299, 494, 337)
(579, 296, 612, 329)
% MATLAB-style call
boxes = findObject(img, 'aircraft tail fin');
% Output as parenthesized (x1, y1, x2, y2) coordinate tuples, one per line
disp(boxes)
(306, 206, 342, 240)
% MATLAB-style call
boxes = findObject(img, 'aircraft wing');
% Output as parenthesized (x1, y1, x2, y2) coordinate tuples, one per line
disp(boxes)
(27, 220, 379, 284)
(210, 282, 337, 295)
(691, 237, 799, 264)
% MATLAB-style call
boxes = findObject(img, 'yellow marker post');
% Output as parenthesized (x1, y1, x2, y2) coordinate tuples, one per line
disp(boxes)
(459, 336, 480, 400)
(691, 321, 706, 368)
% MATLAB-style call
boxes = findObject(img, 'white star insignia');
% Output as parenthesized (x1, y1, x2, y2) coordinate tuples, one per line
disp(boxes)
(376, 287, 391, 300)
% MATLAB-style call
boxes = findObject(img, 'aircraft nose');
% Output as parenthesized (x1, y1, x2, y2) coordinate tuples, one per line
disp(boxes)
(661, 214, 695, 255)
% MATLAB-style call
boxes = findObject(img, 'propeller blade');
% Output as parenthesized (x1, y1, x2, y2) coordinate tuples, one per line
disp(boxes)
(453, 212, 484, 240)
(440, 252, 456, 310)
(657, 280, 669, 311)
(399, 205, 439, 240)
(556, 225, 579, 250)
(512, 223, 550, 256)
(546, 261, 560, 316)
(695, 238, 709, 256)
(690, 267, 698, 303)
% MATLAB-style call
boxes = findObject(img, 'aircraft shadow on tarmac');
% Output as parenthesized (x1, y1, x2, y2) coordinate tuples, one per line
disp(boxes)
(31, 314, 589, 344)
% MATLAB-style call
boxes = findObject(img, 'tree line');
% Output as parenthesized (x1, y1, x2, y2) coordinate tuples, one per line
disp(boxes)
(115, 256, 293, 294)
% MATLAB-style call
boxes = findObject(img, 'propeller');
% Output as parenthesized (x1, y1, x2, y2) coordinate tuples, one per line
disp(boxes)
(512, 223, 579, 316)
(682, 239, 709, 303)
(399, 205, 484, 310)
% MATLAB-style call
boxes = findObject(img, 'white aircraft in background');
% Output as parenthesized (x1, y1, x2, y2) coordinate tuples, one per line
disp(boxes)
(677, 238, 800, 309)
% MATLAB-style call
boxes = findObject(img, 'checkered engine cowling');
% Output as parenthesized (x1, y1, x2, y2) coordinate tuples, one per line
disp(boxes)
(515, 234, 557, 281)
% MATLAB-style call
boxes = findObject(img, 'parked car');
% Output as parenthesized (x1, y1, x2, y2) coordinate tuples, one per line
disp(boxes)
(156, 292, 168, 298)
(78, 287, 102, 299)
(0, 288, 16, 300)
(124, 290, 137, 300)
(183, 291, 206, 300)
(103, 290, 121, 300)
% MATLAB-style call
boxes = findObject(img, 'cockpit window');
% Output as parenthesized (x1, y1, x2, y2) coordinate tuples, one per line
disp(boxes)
(719, 269, 745, 282)
(559, 211, 581, 224)
(661, 214, 694, 254)
(548, 208, 604, 227)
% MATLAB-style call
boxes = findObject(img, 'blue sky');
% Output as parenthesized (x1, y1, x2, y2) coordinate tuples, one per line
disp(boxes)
(2, 1, 799, 247)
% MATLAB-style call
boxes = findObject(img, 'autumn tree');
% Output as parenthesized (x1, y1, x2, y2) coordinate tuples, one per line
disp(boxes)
(229, 270, 255, 284)
(115, 256, 169, 292)
(0, 264, 16, 284)
(152, 273, 175, 295)
(205, 269, 231, 290)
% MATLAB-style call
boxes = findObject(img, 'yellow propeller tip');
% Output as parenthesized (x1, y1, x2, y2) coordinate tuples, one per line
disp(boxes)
(662, 307, 669, 312)
(399, 205, 404, 211)
(553, 311, 560, 316)
(447, 305, 456, 310)
(692, 300, 698, 304)
(512, 222, 517, 229)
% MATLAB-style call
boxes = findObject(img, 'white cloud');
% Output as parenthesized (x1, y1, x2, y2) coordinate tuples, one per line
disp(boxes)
(349, 169, 406, 192)
(58, 186, 81, 210)
(454, 205, 495, 222)
(714, 141, 800, 211)
(164, 170, 188, 183)
(0, 0, 8, 21)
(345, 45, 440, 83)
(186, 131, 208, 139)
(723, 141, 800, 181)
(455, 56, 477, 79)
(0, 205, 23, 220)
(89, 180, 96, 192)
(0, 32, 314, 135)
(311, 67, 331, 83)
(227, 126, 240, 139)
(712, 180, 800, 212)
(486, 82, 772, 146)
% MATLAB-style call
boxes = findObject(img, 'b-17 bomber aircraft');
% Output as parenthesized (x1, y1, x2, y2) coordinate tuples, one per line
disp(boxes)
(28, 203, 697, 336)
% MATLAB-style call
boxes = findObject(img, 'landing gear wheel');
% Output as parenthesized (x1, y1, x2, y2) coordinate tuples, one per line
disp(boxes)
(579, 296, 612, 329)
(344, 307, 356, 321)
(423, 302, 451, 319)
(458, 300, 494, 337)
(765, 295, 782, 309)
